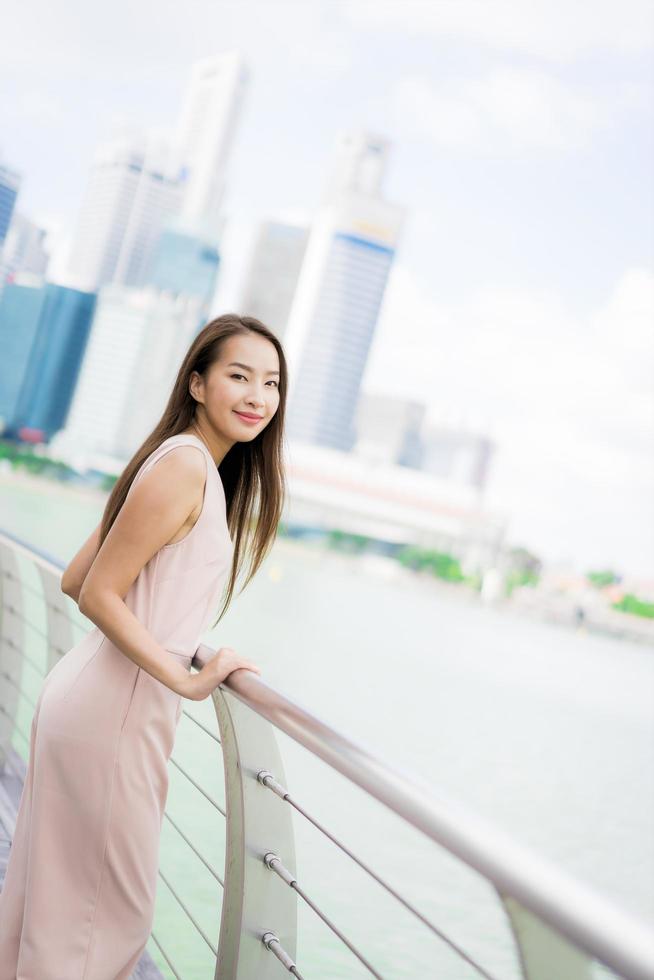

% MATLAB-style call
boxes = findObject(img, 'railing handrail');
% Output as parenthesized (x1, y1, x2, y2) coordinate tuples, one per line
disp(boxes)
(208, 653, 654, 979)
(3, 526, 653, 979)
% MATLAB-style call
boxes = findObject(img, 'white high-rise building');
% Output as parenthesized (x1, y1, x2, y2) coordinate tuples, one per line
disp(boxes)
(354, 392, 496, 492)
(321, 130, 389, 202)
(176, 51, 249, 238)
(354, 393, 426, 467)
(238, 219, 309, 338)
(0, 159, 20, 248)
(0, 213, 49, 290)
(64, 53, 247, 294)
(66, 129, 184, 292)
(283, 131, 405, 452)
(50, 285, 203, 468)
(421, 424, 495, 492)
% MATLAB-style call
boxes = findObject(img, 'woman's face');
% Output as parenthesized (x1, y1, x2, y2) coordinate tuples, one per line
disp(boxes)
(193, 332, 281, 444)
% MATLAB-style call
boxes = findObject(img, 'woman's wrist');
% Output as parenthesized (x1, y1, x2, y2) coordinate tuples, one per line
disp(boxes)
(172, 664, 196, 699)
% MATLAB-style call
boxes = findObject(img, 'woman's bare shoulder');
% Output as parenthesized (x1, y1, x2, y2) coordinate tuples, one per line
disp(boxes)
(147, 442, 208, 476)
(78, 446, 207, 608)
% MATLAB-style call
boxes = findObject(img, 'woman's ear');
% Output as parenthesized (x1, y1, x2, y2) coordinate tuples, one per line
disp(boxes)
(189, 370, 203, 403)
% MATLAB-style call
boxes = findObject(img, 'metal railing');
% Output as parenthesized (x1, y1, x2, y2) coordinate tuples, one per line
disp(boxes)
(0, 526, 653, 980)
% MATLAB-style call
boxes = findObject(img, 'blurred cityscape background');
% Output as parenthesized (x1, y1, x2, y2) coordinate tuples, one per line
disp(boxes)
(0, 1, 653, 641)
(1, 5, 653, 975)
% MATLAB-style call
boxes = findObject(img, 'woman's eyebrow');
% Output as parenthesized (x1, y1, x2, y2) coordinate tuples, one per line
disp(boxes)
(227, 361, 280, 376)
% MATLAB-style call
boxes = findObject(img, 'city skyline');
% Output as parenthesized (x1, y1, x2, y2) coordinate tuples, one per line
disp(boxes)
(0, 0, 652, 577)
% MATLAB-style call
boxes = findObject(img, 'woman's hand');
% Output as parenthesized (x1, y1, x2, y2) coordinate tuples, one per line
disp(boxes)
(181, 647, 261, 701)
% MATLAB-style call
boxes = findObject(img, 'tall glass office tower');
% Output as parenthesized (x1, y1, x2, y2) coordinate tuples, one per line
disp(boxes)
(145, 225, 220, 306)
(66, 130, 184, 291)
(0, 281, 96, 442)
(0, 213, 49, 291)
(50, 285, 204, 466)
(238, 220, 309, 339)
(0, 281, 45, 434)
(283, 131, 405, 452)
(176, 51, 249, 238)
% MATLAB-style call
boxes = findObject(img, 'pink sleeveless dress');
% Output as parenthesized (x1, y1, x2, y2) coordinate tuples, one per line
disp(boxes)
(0, 433, 234, 979)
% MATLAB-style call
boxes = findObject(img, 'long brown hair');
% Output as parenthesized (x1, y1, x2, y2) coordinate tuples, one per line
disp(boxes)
(98, 313, 288, 626)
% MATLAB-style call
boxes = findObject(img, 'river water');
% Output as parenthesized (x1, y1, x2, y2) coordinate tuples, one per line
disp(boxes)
(1, 471, 652, 978)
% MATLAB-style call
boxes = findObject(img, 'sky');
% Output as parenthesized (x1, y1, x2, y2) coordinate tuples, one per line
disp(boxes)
(1, 0, 653, 578)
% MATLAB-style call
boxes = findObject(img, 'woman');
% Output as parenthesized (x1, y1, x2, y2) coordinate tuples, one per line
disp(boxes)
(0, 312, 287, 978)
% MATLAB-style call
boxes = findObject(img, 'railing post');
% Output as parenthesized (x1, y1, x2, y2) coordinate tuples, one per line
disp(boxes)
(212, 682, 298, 979)
(500, 892, 593, 980)
(36, 564, 76, 672)
(0, 545, 23, 771)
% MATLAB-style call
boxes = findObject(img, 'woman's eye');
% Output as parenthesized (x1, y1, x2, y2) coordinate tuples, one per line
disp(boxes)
(231, 373, 277, 388)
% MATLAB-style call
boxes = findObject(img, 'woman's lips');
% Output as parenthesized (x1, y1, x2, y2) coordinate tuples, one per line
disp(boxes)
(234, 411, 263, 424)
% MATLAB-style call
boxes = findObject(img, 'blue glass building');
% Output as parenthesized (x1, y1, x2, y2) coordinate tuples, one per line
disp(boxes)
(287, 231, 396, 452)
(145, 227, 220, 305)
(0, 281, 96, 442)
(0, 283, 46, 433)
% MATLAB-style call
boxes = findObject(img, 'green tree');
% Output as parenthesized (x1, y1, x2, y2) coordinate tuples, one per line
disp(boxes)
(587, 569, 621, 587)
(396, 545, 465, 582)
(613, 593, 654, 619)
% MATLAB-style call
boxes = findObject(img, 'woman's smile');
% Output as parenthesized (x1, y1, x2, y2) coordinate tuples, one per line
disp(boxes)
(233, 410, 264, 424)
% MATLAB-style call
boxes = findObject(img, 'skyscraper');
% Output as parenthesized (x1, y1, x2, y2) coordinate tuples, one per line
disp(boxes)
(354, 391, 496, 492)
(421, 424, 495, 492)
(66, 129, 184, 291)
(176, 51, 249, 238)
(283, 131, 404, 451)
(0, 280, 96, 442)
(64, 52, 248, 302)
(145, 223, 220, 306)
(0, 212, 49, 290)
(134, 52, 249, 310)
(50, 285, 204, 465)
(238, 219, 309, 338)
(0, 279, 45, 434)
(0, 160, 20, 248)
(354, 393, 426, 468)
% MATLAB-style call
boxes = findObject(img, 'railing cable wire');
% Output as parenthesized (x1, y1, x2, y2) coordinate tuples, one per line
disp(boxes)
(149, 929, 184, 980)
(258, 770, 501, 980)
(261, 931, 306, 978)
(168, 755, 225, 816)
(158, 866, 218, 956)
(162, 809, 224, 886)
(264, 851, 387, 979)
(179, 708, 221, 744)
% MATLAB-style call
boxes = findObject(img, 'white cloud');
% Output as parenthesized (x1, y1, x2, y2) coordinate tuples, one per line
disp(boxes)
(343, 0, 654, 62)
(364, 265, 654, 575)
(390, 67, 640, 153)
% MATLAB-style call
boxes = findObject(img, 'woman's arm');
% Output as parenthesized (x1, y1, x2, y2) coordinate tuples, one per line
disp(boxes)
(77, 446, 207, 697)
(61, 523, 102, 602)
